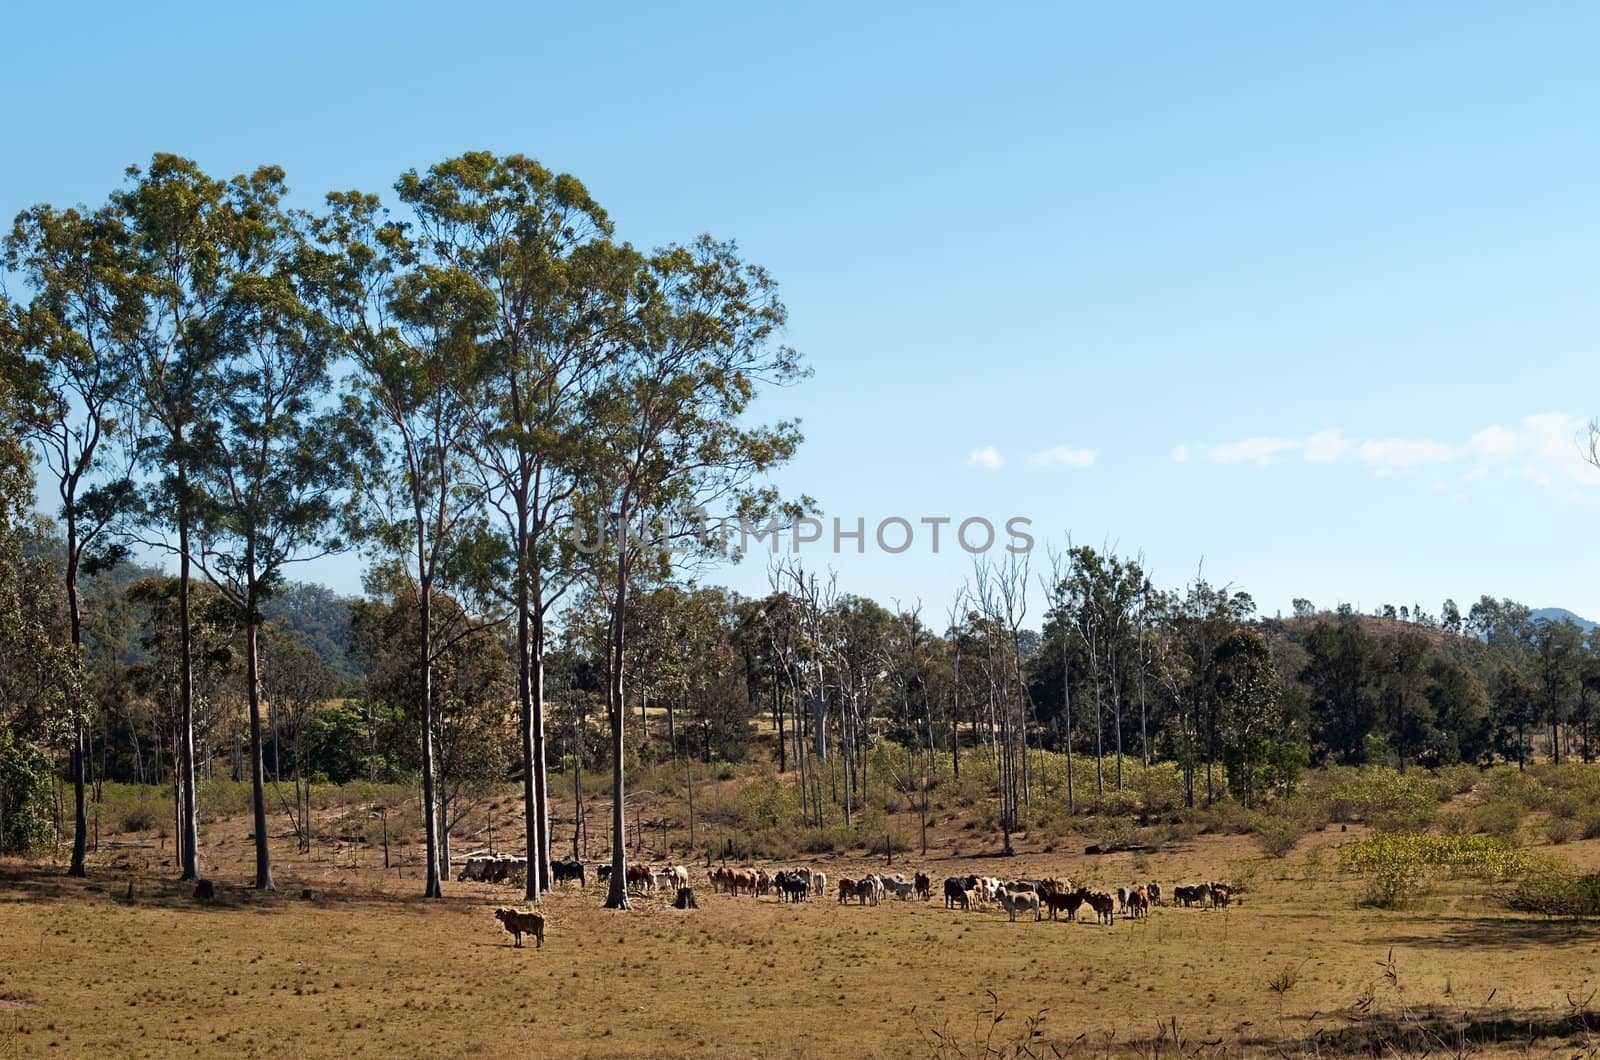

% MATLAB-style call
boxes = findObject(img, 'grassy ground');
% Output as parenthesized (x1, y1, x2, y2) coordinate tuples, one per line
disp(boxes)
(7, 798, 1600, 1058)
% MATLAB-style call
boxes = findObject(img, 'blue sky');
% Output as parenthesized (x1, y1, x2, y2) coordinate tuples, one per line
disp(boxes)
(6, 1, 1599, 623)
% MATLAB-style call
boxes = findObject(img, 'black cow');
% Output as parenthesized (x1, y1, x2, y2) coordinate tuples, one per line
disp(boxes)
(943, 876, 969, 910)
(775, 869, 810, 903)
(551, 857, 585, 887)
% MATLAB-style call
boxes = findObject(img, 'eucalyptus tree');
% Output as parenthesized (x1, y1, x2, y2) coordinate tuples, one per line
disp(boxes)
(0, 321, 74, 814)
(189, 182, 354, 890)
(586, 237, 805, 909)
(113, 155, 244, 879)
(5, 201, 140, 876)
(392, 154, 620, 899)
(306, 188, 496, 899)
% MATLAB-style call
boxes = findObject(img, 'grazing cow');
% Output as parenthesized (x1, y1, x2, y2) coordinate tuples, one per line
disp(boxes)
(550, 857, 585, 887)
(853, 877, 880, 907)
(915, 872, 932, 902)
(886, 877, 915, 901)
(934, 877, 960, 915)
(494, 908, 545, 949)
(998, 887, 1041, 922)
(1083, 889, 1115, 925)
(626, 863, 656, 894)
(1042, 889, 1080, 921)
(1173, 884, 1203, 907)
(708, 866, 733, 893)
(961, 888, 977, 911)
(839, 878, 858, 904)
(1147, 882, 1162, 907)
(1211, 884, 1231, 908)
(775, 870, 810, 903)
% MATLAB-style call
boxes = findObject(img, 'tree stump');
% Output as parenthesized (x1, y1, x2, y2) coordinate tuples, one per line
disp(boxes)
(673, 887, 698, 910)
(193, 879, 215, 900)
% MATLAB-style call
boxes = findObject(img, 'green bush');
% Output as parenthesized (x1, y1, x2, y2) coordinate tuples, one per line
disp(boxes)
(1469, 799, 1523, 842)
(1340, 832, 1541, 907)
(1255, 812, 1316, 858)
(0, 730, 55, 855)
(1545, 816, 1579, 845)
(1508, 872, 1600, 918)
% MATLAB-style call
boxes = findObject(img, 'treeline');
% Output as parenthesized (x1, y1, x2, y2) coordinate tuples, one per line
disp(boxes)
(3, 153, 1595, 900)
(0, 151, 803, 908)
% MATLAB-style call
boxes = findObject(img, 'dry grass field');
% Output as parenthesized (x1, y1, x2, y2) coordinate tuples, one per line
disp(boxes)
(6, 797, 1600, 1060)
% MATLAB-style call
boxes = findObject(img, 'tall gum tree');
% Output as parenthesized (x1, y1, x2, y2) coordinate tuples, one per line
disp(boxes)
(307, 188, 497, 898)
(391, 154, 621, 900)
(5, 203, 140, 877)
(114, 154, 239, 880)
(586, 235, 806, 910)
(190, 171, 354, 890)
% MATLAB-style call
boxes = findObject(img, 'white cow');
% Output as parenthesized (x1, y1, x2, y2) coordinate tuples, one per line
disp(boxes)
(998, 886, 1041, 922)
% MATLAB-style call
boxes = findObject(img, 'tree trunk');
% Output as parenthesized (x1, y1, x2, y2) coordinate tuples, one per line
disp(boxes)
(532, 608, 551, 894)
(65, 508, 87, 878)
(604, 551, 631, 911)
(517, 535, 542, 903)
(245, 618, 274, 891)
(177, 511, 199, 880)
(419, 583, 442, 899)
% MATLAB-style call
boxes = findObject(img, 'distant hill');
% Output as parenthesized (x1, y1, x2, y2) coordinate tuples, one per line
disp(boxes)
(1531, 607, 1597, 632)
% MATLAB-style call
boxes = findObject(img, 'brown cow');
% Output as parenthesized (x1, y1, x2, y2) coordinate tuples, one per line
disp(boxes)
(1147, 882, 1162, 906)
(1128, 885, 1150, 920)
(838, 878, 857, 904)
(1211, 884, 1231, 908)
(1083, 889, 1115, 924)
(494, 908, 545, 949)
(626, 863, 655, 893)
(755, 868, 772, 896)
(914, 872, 932, 901)
(732, 869, 758, 896)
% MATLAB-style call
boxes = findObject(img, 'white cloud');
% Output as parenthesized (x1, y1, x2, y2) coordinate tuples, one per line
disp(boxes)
(966, 446, 1003, 470)
(1031, 445, 1096, 467)
(1304, 428, 1355, 463)
(1358, 438, 1454, 467)
(1467, 424, 1520, 460)
(1208, 437, 1300, 465)
(1174, 413, 1600, 486)
(1467, 413, 1598, 485)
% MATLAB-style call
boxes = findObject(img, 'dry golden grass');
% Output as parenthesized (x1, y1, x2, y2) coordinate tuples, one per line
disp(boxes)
(7, 803, 1600, 1057)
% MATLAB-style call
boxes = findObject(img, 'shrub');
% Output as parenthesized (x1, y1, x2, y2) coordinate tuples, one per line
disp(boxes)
(1255, 813, 1316, 858)
(0, 731, 54, 855)
(1545, 817, 1579, 845)
(1507, 871, 1600, 918)
(1469, 799, 1523, 842)
(1340, 833, 1540, 908)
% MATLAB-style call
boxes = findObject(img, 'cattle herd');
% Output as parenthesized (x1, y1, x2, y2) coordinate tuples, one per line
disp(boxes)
(478, 852, 1234, 946)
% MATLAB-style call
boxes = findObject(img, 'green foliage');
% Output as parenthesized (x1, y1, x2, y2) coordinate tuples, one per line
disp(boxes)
(1468, 799, 1523, 842)
(0, 729, 54, 854)
(1340, 832, 1542, 907)
(1507, 871, 1600, 918)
